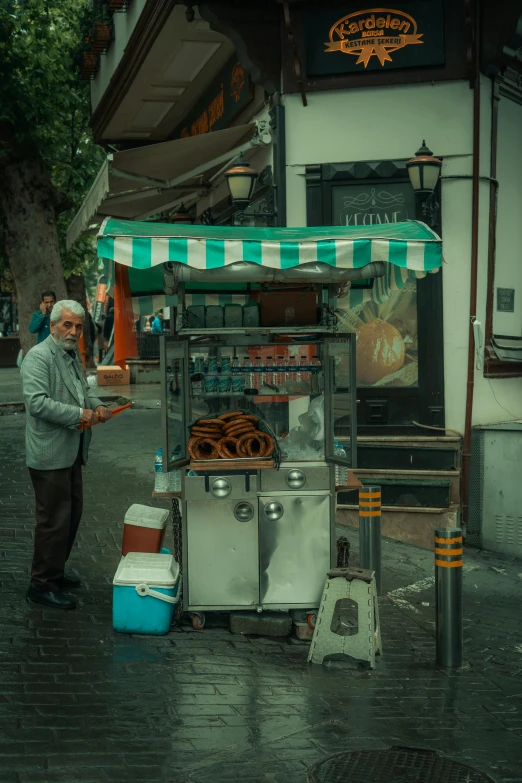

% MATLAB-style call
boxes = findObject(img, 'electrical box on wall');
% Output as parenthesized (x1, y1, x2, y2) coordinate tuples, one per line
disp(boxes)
(468, 423, 522, 556)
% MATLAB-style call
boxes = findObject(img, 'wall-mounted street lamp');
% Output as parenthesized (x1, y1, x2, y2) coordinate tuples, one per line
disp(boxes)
(407, 141, 442, 228)
(224, 155, 258, 210)
(224, 155, 277, 225)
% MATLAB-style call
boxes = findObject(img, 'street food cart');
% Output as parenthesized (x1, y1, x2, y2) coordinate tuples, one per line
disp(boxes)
(98, 218, 442, 630)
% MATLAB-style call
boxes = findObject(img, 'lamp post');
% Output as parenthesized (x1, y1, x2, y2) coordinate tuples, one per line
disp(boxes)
(406, 141, 442, 228)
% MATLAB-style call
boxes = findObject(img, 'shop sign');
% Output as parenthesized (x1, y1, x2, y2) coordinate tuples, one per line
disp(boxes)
(332, 182, 415, 227)
(497, 288, 515, 313)
(174, 59, 253, 139)
(303, 2, 445, 76)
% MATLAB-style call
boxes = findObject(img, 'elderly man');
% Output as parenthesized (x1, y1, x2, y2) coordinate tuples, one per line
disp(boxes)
(21, 300, 112, 610)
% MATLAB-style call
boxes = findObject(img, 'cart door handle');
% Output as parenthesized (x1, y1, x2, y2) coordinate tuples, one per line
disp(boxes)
(264, 501, 284, 521)
(234, 502, 254, 522)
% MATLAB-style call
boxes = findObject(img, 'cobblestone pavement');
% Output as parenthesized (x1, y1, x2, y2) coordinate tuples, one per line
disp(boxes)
(0, 410, 521, 783)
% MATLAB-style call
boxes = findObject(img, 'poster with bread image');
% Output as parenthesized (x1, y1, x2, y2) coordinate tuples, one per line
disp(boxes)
(338, 280, 418, 388)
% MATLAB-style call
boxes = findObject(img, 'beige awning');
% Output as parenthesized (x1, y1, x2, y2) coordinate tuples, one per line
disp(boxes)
(67, 123, 260, 249)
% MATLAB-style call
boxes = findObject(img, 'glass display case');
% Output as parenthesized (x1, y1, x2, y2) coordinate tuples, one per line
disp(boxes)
(160, 331, 356, 615)
(160, 333, 356, 472)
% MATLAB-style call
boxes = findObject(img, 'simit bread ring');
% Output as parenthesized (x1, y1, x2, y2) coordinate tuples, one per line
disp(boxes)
(191, 426, 223, 436)
(217, 437, 238, 459)
(217, 411, 243, 421)
(196, 418, 222, 427)
(223, 417, 253, 433)
(189, 437, 219, 460)
(236, 432, 265, 458)
(225, 423, 255, 438)
(255, 431, 274, 457)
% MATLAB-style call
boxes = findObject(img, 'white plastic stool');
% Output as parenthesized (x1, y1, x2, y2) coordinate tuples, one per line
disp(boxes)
(308, 567, 382, 668)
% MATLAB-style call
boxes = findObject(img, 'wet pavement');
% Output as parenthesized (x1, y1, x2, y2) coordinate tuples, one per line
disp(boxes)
(0, 409, 521, 783)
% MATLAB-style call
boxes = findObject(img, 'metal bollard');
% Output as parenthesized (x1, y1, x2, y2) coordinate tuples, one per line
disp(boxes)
(359, 486, 382, 595)
(435, 526, 463, 667)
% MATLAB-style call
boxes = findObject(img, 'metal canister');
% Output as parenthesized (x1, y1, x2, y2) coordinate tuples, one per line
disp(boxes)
(204, 373, 218, 395)
(232, 374, 245, 394)
(218, 374, 232, 394)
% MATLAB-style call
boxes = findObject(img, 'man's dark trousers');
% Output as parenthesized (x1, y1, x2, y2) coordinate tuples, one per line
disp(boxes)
(28, 443, 83, 591)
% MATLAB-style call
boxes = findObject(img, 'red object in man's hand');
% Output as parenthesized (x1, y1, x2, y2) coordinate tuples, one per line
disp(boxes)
(79, 403, 131, 431)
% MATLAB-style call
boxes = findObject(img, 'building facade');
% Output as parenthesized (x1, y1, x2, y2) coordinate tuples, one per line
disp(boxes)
(74, 0, 522, 539)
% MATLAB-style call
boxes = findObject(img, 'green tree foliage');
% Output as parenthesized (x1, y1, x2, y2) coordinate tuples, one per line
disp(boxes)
(0, 0, 104, 287)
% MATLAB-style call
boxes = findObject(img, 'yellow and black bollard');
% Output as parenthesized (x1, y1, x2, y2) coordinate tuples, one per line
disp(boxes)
(435, 526, 463, 667)
(359, 486, 382, 595)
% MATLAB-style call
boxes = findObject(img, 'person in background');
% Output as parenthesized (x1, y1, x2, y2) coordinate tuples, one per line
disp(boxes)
(95, 316, 105, 363)
(29, 291, 56, 344)
(151, 312, 164, 334)
(21, 300, 112, 610)
(103, 307, 114, 347)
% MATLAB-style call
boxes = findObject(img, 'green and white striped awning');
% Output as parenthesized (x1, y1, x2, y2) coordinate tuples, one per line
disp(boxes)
(98, 217, 442, 273)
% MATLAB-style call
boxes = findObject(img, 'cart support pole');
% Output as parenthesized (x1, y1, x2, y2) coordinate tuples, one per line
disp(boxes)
(435, 526, 463, 668)
(359, 486, 381, 595)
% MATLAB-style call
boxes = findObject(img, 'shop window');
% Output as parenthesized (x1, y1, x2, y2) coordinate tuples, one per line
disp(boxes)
(306, 161, 444, 432)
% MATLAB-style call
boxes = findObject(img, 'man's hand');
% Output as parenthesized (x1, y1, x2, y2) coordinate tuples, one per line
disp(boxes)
(39, 302, 47, 315)
(81, 409, 97, 427)
(96, 405, 112, 423)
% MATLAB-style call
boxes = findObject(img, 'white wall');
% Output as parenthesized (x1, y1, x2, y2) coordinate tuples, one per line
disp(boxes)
(91, 0, 148, 112)
(283, 77, 522, 431)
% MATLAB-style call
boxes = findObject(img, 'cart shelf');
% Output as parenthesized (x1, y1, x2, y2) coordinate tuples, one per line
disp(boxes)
(189, 459, 274, 471)
(178, 326, 336, 336)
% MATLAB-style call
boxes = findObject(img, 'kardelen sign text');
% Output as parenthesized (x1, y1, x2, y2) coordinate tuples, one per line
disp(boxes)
(303, 1, 445, 77)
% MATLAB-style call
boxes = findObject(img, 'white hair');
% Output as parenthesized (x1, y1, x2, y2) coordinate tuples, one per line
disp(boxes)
(50, 300, 85, 324)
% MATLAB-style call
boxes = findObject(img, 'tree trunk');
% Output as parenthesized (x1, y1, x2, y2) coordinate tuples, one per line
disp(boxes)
(0, 156, 67, 357)
(66, 273, 95, 369)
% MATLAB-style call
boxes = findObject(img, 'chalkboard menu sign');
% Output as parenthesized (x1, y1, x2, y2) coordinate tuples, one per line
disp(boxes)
(303, 1, 445, 77)
(332, 182, 415, 227)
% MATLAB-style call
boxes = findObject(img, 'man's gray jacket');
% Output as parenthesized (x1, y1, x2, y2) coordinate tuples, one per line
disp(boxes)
(21, 335, 103, 470)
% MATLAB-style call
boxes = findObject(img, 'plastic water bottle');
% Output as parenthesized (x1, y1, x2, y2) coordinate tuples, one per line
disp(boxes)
(263, 356, 274, 388)
(300, 355, 310, 387)
(276, 356, 286, 388)
(252, 356, 262, 391)
(334, 441, 349, 487)
(154, 448, 168, 493)
(287, 355, 297, 385)
(242, 356, 253, 390)
(169, 448, 182, 492)
(311, 354, 322, 392)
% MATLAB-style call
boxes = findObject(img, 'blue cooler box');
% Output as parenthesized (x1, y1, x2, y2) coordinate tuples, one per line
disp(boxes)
(113, 552, 180, 635)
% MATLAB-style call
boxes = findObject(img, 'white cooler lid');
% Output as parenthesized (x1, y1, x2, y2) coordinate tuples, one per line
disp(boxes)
(113, 552, 179, 588)
(124, 504, 169, 529)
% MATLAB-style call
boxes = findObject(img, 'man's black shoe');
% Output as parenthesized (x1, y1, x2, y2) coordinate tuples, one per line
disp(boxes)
(61, 572, 82, 589)
(26, 586, 76, 610)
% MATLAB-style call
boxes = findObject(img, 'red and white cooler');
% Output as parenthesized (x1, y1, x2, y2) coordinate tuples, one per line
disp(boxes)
(122, 504, 169, 556)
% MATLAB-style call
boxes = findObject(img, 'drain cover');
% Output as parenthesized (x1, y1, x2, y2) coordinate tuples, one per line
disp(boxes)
(308, 747, 496, 783)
